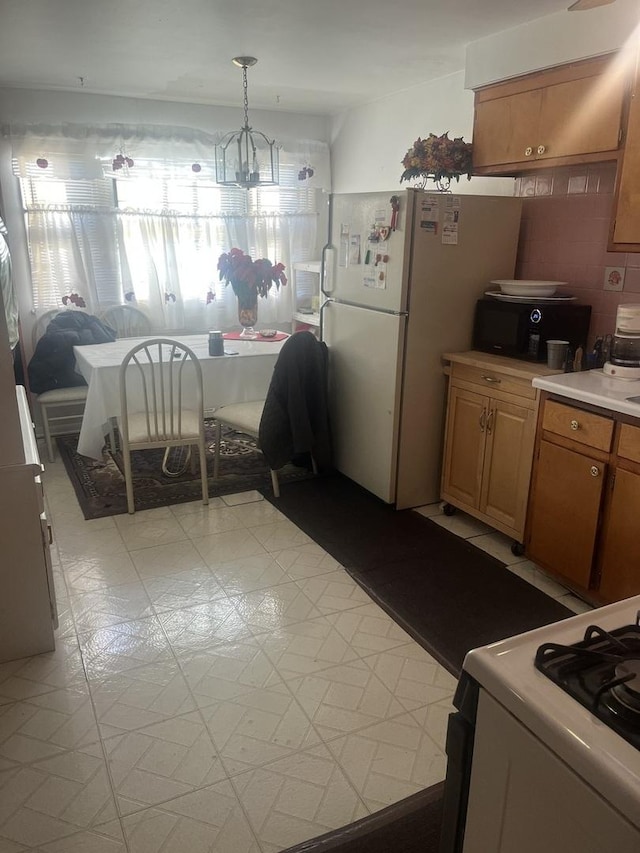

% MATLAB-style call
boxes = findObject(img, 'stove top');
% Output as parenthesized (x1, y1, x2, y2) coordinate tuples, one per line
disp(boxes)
(462, 596, 640, 828)
(535, 616, 640, 751)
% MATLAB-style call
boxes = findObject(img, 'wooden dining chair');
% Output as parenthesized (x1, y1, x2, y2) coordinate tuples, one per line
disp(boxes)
(118, 338, 209, 513)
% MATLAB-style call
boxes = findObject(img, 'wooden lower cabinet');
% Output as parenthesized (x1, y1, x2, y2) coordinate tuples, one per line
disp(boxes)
(525, 396, 640, 602)
(441, 387, 486, 509)
(442, 354, 540, 543)
(481, 398, 537, 533)
(526, 440, 606, 590)
(597, 467, 640, 602)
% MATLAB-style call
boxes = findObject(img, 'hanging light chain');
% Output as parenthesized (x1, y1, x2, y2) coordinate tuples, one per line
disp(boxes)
(242, 63, 250, 130)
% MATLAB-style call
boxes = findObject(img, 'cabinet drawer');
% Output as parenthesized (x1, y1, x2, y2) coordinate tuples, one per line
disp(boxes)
(451, 364, 536, 400)
(617, 423, 640, 464)
(542, 400, 613, 452)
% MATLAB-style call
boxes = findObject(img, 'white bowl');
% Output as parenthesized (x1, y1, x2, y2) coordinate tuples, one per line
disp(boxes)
(491, 280, 567, 297)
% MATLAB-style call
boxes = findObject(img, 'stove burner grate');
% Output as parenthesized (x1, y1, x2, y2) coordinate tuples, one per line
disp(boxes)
(535, 613, 640, 750)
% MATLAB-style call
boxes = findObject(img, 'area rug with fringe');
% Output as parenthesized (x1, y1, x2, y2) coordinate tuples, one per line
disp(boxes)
(56, 420, 314, 519)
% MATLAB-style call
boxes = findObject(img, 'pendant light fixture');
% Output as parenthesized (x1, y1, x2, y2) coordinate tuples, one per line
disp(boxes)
(215, 57, 279, 189)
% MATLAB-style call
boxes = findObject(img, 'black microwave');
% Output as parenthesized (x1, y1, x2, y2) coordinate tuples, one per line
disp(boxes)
(472, 297, 592, 361)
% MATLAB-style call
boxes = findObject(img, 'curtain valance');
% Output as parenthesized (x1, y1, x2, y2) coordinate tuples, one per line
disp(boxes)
(3, 122, 331, 189)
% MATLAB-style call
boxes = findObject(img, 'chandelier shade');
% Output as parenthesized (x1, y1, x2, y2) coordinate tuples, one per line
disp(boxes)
(215, 57, 279, 190)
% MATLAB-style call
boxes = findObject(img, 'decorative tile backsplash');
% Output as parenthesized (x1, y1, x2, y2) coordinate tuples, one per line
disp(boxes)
(514, 162, 640, 348)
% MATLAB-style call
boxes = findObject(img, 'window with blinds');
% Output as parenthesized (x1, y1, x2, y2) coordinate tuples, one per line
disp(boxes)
(20, 158, 320, 313)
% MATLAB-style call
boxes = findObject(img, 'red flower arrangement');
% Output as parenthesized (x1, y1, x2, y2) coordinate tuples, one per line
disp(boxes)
(400, 132, 473, 187)
(217, 248, 287, 301)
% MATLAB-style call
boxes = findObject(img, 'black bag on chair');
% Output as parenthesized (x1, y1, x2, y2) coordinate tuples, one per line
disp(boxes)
(28, 311, 116, 393)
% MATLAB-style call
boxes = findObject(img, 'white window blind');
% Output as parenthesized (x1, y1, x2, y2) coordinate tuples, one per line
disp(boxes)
(19, 157, 321, 327)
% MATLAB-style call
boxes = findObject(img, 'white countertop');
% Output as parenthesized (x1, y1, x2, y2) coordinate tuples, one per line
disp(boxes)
(532, 369, 640, 418)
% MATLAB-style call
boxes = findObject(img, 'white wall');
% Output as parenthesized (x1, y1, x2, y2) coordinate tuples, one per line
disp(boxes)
(465, 0, 640, 90)
(330, 71, 513, 196)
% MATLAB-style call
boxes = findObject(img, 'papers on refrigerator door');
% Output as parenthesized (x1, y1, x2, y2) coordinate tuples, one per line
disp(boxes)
(419, 194, 460, 244)
(363, 251, 387, 290)
(442, 197, 460, 244)
(348, 234, 362, 265)
(338, 225, 362, 267)
(420, 195, 440, 231)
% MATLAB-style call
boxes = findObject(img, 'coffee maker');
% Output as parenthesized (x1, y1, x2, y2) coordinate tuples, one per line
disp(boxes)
(602, 304, 640, 380)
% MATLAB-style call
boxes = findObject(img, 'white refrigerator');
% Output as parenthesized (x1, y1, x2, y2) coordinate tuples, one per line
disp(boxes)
(321, 188, 522, 509)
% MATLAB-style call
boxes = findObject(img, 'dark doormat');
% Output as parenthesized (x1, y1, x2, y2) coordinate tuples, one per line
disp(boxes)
(281, 782, 444, 853)
(260, 472, 573, 676)
(56, 420, 315, 520)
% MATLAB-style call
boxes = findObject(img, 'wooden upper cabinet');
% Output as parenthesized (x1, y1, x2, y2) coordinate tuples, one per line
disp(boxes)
(472, 90, 541, 169)
(472, 55, 626, 174)
(611, 50, 640, 249)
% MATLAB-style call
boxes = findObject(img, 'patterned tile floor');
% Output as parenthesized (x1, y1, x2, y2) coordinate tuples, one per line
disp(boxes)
(0, 460, 593, 852)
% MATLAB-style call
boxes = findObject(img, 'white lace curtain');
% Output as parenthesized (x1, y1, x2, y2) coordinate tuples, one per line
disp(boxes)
(117, 210, 312, 330)
(6, 122, 329, 331)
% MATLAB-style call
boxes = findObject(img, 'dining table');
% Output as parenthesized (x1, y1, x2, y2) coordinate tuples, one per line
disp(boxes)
(73, 333, 287, 459)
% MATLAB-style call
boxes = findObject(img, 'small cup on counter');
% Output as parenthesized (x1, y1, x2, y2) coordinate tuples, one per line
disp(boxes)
(546, 339, 570, 370)
(208, 330, 225, 357)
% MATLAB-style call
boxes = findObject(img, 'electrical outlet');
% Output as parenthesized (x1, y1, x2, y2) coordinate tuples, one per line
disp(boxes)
(604, 266, 625, 291)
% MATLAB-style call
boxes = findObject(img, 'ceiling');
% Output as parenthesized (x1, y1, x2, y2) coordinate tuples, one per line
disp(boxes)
(0, 1, 586, 115)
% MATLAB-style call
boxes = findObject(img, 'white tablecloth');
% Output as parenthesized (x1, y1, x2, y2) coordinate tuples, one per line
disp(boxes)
(74, 334, 286, 459)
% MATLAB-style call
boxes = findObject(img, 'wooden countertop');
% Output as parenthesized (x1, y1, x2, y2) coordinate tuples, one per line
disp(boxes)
(443, 350, 565, 382)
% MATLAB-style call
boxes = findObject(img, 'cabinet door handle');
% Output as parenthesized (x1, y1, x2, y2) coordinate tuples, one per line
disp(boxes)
(486, 409, 495, 434)
(524, 146, 533, 156)
(479, 409, 487, 432)
(590, 466, 600, 478)
(47, 524, 54, 545)
(570, 419, 580, 431)
(482, 375, 501, 384)
(537, 144, 546, 155)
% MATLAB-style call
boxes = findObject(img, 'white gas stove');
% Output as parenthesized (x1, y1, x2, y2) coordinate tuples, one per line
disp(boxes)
(439, 596, 640, 853)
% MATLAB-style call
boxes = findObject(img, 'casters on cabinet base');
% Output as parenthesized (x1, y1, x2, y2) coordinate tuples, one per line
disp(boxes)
(511, 541, 525, 557)
(442, 503, 457, 517)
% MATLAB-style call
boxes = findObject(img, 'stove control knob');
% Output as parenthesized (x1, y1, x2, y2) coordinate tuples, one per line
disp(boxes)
(590, 466, 600, 477)
(570, 419, 580, 431)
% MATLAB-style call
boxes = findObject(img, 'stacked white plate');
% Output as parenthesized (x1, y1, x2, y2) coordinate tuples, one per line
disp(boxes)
(491, 279, 567, 297)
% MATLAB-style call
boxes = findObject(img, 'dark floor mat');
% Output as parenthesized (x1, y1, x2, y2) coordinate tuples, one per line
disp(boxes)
(261, 472, 573, 676)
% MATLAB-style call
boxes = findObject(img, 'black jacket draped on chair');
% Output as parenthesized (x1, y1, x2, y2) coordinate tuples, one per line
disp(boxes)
(258, 331, 332, 472)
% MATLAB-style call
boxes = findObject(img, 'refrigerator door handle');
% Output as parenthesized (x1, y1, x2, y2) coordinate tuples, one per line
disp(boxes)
(320, 193, 334, 299)
(321, 242, 331, 298)
(319, 297, 329, 340)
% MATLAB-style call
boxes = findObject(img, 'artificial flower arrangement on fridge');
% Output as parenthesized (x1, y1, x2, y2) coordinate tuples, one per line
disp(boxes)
(400, 132, 473, 192)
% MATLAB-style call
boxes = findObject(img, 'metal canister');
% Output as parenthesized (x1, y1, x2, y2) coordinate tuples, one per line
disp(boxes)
(208, 330, 224, 356)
